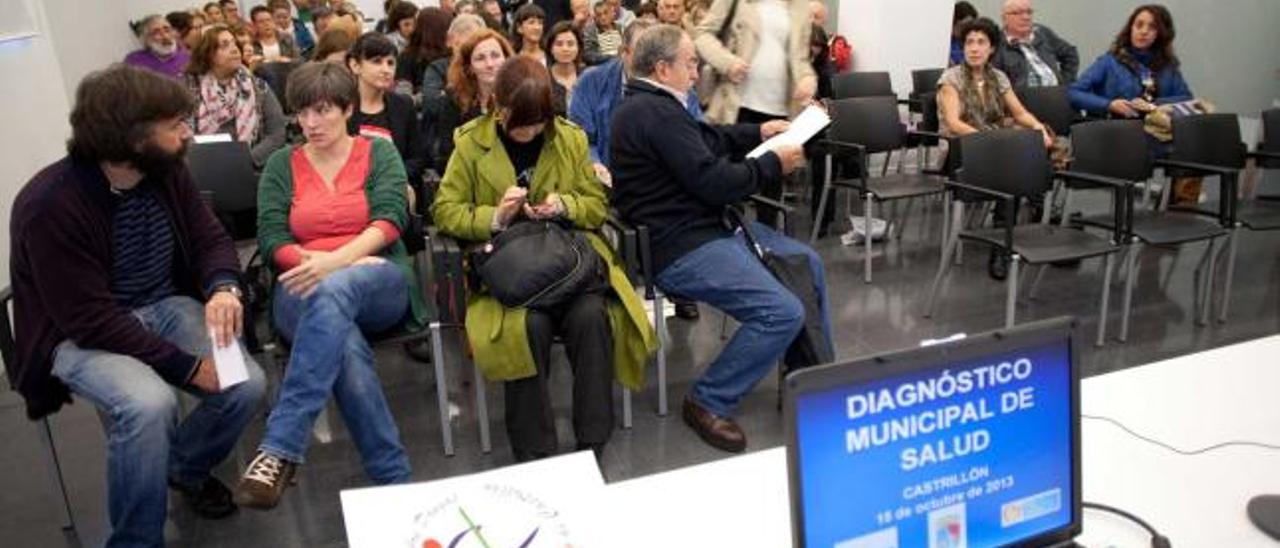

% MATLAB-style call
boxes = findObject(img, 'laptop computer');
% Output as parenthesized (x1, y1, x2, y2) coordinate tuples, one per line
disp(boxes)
(785, 317, 1081, 548)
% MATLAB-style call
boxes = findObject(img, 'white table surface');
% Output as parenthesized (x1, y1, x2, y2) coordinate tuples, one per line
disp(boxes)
(602, 335, 1280, 548)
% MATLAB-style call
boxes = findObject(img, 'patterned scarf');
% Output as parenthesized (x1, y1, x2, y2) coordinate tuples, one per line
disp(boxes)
(957, 64, 1010, 131)
(195, 67, 259, 144)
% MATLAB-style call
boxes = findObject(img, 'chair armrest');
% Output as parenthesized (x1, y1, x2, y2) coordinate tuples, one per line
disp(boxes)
(944, 180, 1014, 202)
(602, 212, 639, 280)
(1154, 159, 1239, 177)
(748, 194, 796, 213)
(0, 285, 11, 306)
(813, 139, 866, 158)
(908, 129, 944, 140)
(1055, 170, 1134, 189)
(1247, 150, 1280, 162)
(0, 285, 14, 369)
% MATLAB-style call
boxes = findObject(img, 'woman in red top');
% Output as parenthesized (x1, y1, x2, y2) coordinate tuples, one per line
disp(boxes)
(237, 62, 425, 509)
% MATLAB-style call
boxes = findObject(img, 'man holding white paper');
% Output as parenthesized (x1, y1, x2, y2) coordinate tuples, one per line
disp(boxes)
(610, 25, 832, 454)
(7, 66, 265, 547)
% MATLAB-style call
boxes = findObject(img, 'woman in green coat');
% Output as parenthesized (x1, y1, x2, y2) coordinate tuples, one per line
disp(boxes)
(432, 56, 657, 461)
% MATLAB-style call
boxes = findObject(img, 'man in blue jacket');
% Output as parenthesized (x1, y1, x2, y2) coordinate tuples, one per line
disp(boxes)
(570, 18, 704, 318)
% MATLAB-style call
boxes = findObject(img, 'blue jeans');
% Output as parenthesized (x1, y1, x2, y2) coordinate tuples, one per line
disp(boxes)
(263, 261, 411, 484)
(655, 223, 833, 417)
(51, 295, 266, 548)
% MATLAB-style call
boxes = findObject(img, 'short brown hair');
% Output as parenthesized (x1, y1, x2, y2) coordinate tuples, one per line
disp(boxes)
(67, 64, 194, 162)
(493, 56, 556, 136)
(186, 24, 234, 75)
(286, 61, 359, 112)
(447, 28, 514, 112)
(311, 26, 359, 61)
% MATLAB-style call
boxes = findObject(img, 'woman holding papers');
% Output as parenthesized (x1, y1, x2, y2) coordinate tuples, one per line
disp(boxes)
(236, 62, 427, 509)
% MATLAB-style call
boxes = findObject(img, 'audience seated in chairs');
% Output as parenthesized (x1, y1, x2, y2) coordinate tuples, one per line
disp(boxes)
(546, 21, 585, 114)
(395, 7, 454, 100)
(383, 0, 419, 53)
(8, 65, 265, 547)
(1069, 4, 1198, 204)
(125, 14, 191, 79)
(269, 0, 317, 55)
(236, 62, 427, 509)
(431, 56, 658, 462)
(511, 4, 549, 66)
(185, 25, 288, 169)
(250, 5, 301, 62)
(426, 28, 514, 174)
(167, 10, 207, 52)
(938, 16, 1054, 280)
(345, 32, 429, 202)
(609, 25, 832, 454)
(582, 0, 623, 66)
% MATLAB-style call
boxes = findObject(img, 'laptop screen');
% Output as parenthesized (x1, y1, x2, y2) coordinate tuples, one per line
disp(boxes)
(787, 320, 1079, 548)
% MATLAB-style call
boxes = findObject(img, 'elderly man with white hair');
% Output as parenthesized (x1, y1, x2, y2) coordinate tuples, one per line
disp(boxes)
(809, 0, 827, 28)
(124, 14, 191, 79)
(990, 0, 1078, 88)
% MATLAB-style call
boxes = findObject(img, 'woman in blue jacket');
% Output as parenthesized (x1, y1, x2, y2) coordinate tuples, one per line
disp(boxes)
(1069, 4, 1195, 200)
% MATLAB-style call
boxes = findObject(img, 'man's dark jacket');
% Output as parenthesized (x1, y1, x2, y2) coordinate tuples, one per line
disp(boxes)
(992, 24, 1079, 88)
(7, 157, 240, 419)
(608, 79, 782, 274)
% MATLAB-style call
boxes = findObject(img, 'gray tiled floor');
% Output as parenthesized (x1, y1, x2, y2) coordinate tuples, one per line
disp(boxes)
(3, 186, 1278, 547)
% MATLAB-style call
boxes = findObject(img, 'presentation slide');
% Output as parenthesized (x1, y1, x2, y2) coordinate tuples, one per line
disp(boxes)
(795, 340, 1073, 548)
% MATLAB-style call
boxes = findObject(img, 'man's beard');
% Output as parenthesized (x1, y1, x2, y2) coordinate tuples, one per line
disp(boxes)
(148, 40, 178, 57)
(130, 139, 189, 180)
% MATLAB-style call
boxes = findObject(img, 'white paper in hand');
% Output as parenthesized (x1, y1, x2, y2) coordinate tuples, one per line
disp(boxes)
(746, 105, 832, 159)
(209, 329, 249, 390)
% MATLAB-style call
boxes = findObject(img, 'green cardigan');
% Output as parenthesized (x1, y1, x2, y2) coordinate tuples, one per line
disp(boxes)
(256, 137, 427, 331)
(431, 115, 658, 389)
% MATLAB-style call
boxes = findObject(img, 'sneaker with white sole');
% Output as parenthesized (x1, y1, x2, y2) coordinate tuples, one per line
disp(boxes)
(234, 451, 296, 510)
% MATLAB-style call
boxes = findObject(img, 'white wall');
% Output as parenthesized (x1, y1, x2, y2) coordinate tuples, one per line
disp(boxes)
(838, 0, 952, 95)
(0, 0, 73, 287)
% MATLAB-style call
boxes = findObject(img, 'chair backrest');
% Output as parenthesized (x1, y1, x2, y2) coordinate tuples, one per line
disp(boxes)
(832, 71, 894, 99)
(1170, 113, 1246, 169)
(829, 96, 905, 154)
(1070, 120, 1151, 182)
(0, 288, 14, 377)
(1015, 86, 1076, 137)
(911, 68, 944, 97)
(960, 129, 1052, 199)
(919, 92, 940, 132)
(254, 61, 301, 112)
(186, 141, 258, 214)
(1261, 108, 1280, 153)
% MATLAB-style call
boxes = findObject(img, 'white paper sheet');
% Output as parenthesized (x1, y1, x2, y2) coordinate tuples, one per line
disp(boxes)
(746, 105, 833, 159)
(192, 133, 233, 144)
(209, 329, 249, 390)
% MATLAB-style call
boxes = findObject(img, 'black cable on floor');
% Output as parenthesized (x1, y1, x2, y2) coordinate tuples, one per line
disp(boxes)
(1083, 414, 1280, 455)
(1082, 501, 1172, 548)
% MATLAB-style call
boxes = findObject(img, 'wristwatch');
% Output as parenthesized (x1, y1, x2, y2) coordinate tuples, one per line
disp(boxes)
(213, 283, 243, 302)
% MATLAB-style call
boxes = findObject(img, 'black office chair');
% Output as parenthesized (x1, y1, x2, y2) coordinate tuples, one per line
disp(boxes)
(1249, 108, 1280, 197)
(1015, 86, 1079, 137)
(187, 141, 258, 237)
(1155, 113, 1280, 323)
(254, 61, 301, 113)
(832, 71, 895, 99)
(1058, 120, 1228, 341)
(909, 68, 944, 114)
(0, 288, 79, 534)
(923, 129, 1122, 342)
(810, 97, 949, 283)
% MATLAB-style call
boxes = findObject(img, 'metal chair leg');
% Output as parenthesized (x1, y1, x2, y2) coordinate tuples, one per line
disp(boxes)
(924, 201, 963, 318)
(1218, 227, 1240, 323)
(1119, 241, 1141, 343)
(38, 418, 76, 532)
(1006, 254, 1020, 329)
(474, 361, 491, 454)
(1096, 253, 1116, 347)
(622, 388, 632, 430)
(654, 291, 668, 416)
(429, 322, 454, 456)
(1195, 238, 1218, 327)
(864, 194, 874, 284)
(809, 155, 835, 244)
(1027, 265, 1049, 301)
(939, 191, 951, 265)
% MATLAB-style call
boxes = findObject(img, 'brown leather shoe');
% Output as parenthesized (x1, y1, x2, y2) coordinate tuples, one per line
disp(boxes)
(682, 397, 746, 453)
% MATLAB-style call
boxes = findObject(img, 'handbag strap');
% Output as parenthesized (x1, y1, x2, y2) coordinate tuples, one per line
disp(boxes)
(724, 207, 768, 262)
(715, 0, 741, 44)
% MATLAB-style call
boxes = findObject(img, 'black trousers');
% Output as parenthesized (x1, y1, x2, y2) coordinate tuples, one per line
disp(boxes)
(504, 292, 615, 459)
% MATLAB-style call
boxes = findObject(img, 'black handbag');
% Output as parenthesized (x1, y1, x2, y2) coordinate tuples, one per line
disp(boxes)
(470, 218, 606, 310)
(726, 209, 834, 373)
